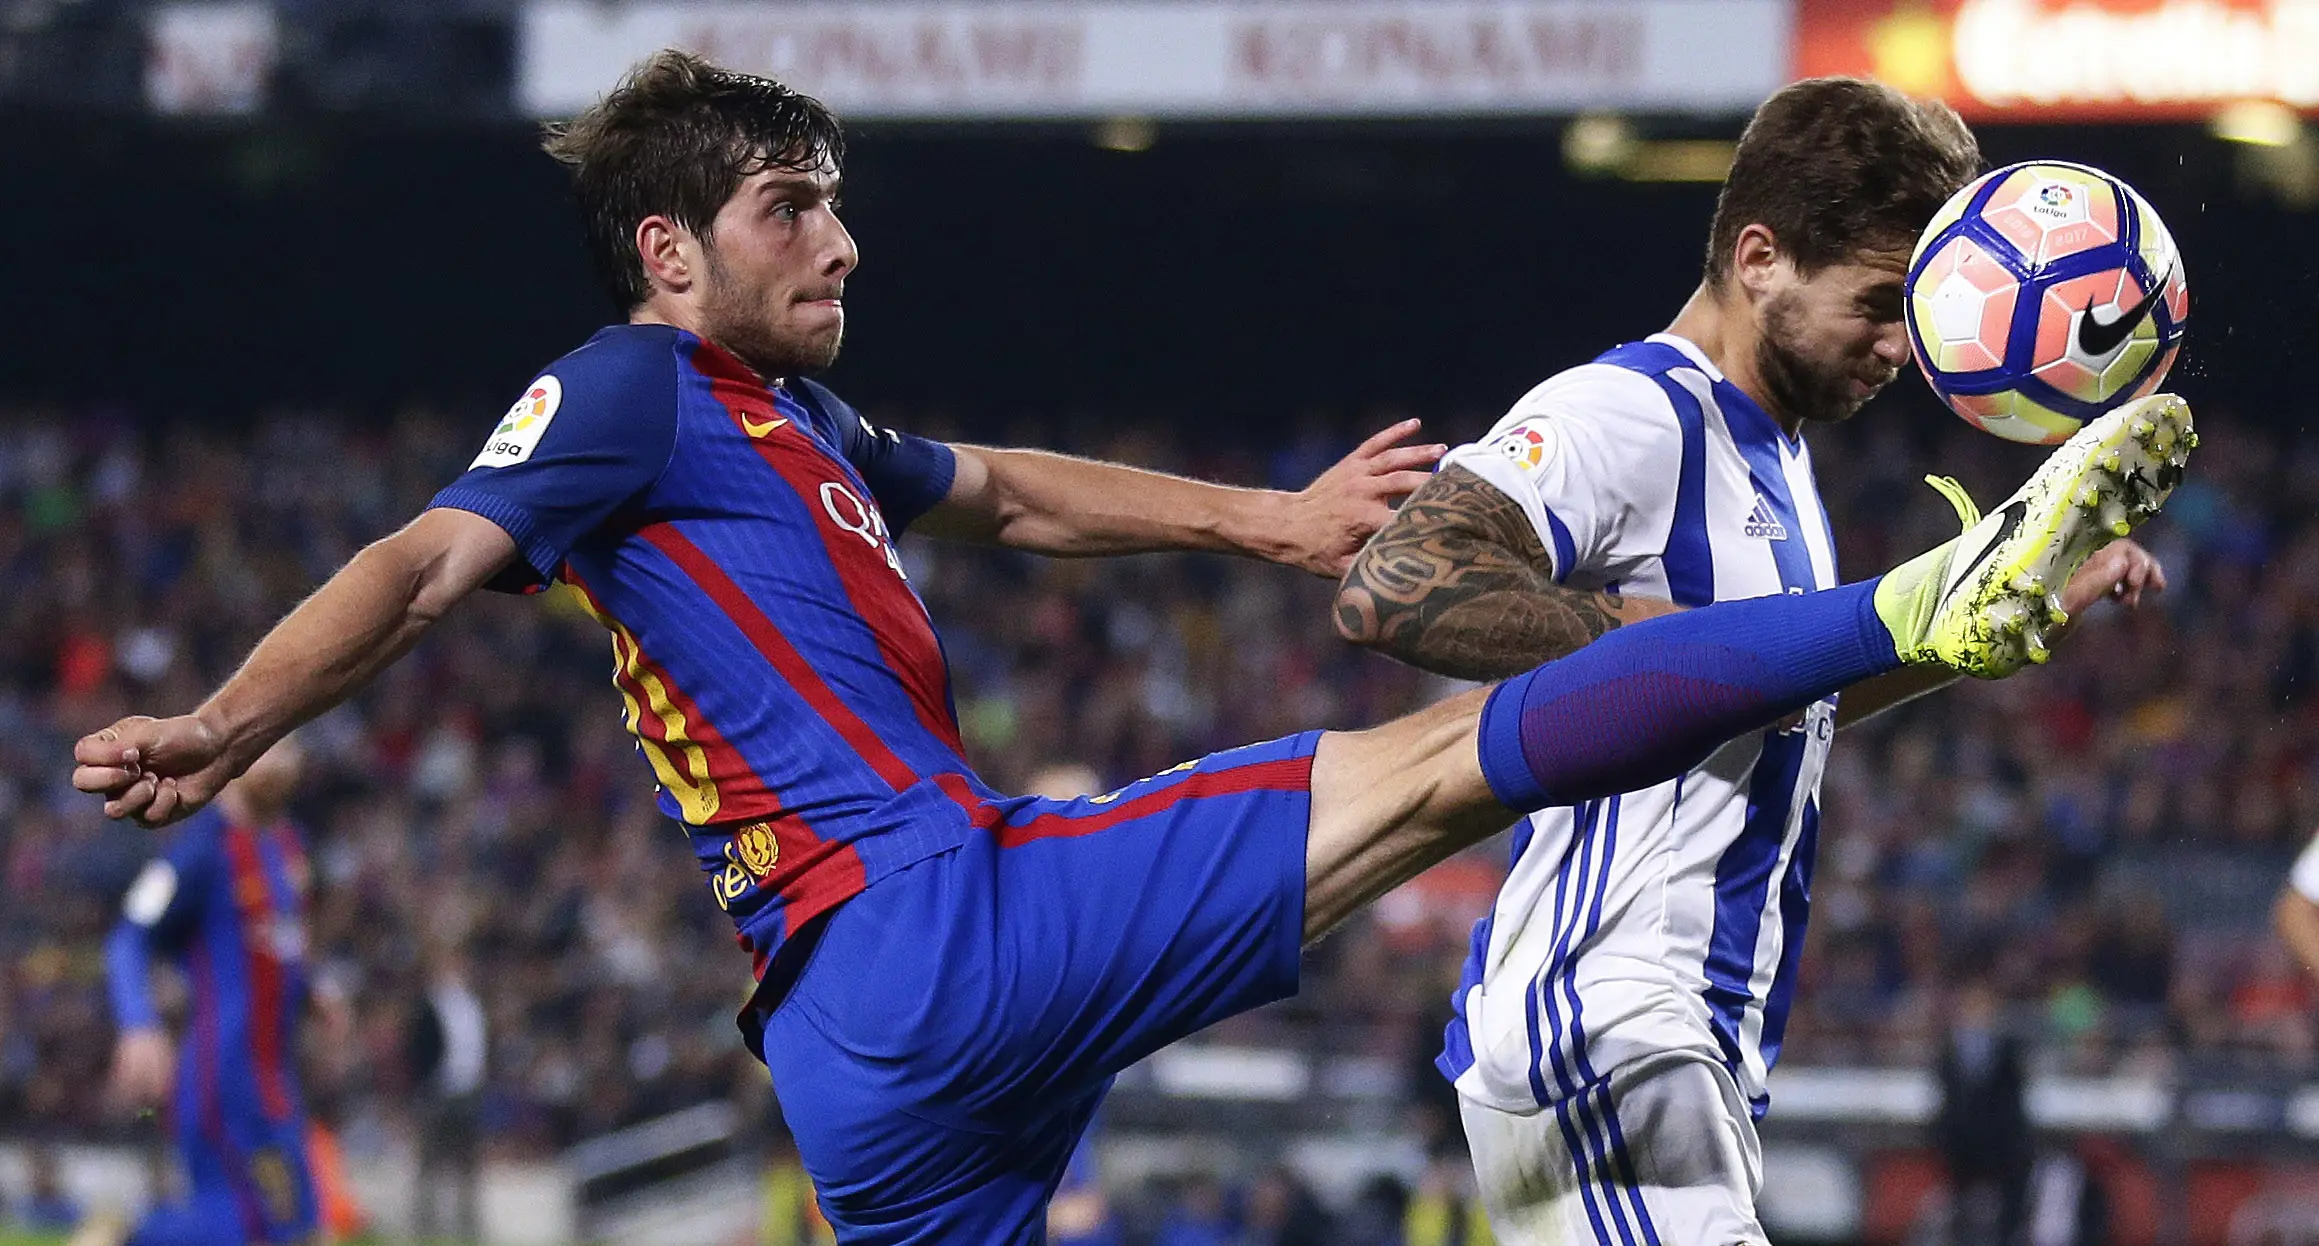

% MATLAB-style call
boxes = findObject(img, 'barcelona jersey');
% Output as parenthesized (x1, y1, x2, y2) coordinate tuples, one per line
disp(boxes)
(431, 324, 992, 1011)
(109, 807, 317, 1243)
(431, 328, 1327, 1243)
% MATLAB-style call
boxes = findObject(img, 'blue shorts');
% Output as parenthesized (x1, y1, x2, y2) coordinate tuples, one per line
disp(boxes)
(760, 732, 1320, 1244)
(132, 1106, 315, 1246)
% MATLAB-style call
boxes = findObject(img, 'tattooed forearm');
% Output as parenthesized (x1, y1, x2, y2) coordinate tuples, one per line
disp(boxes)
(1332, 465, 1675, 681)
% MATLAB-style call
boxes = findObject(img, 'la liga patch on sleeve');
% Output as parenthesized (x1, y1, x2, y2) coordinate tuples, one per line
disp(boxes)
(1486, 419, 1550, 472)
(472, 375, 562, 468)
(123, 859, 178, 926)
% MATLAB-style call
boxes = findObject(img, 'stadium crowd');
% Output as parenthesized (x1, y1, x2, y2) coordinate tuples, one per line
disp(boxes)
(0, 389, 2311, 1173)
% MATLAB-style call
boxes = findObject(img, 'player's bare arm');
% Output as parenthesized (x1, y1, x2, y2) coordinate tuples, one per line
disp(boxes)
(1341, 462, 2162, 698)
(2275, 883, 2319, 991)
(1332, 464, 1680, 682)
(110, 1028, 174, 1109)
(918, 419, 1443, 577)
(71, 508, 516, 828)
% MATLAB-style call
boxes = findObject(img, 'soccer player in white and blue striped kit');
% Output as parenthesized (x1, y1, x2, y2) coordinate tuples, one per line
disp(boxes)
(1337, 79, 2173, 1244)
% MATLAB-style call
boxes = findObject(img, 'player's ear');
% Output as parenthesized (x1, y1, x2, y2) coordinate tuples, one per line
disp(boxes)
(636, 216, 697, 296)
(1729, 223, 1786, 300)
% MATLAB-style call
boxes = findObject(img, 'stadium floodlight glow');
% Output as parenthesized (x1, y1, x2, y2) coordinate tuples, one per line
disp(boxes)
(2211, 99, 2304, 147)
(1624, 140, 1738, 184)
(1561, 114, 1635, 176)
(1094, 117, 1156, 153)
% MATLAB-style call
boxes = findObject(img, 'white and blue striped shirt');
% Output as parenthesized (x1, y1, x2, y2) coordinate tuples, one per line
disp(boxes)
(1439, 334, 1841, 1119)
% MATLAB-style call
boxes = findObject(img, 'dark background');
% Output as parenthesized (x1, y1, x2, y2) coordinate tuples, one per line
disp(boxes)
(2, 114, 2299, 429)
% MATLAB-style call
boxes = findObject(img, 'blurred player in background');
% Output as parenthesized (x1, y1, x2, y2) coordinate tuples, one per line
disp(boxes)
(2271, 830, 2319, 990)
(72, 51, 2185, 1242)
(77, 738, 320, 1246)
(1338, 78, 2171, 1244)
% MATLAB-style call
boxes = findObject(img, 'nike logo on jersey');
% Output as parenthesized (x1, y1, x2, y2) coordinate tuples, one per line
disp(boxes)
(741, 414, 789, 438)
(2076, 266, 2171, 358)
(1743, 493, 1789, 541)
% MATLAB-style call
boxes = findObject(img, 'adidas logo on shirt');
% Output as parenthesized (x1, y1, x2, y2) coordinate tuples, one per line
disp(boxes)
(1744, 493, 1789, 541)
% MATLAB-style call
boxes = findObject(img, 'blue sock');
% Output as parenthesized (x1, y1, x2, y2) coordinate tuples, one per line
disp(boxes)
(1477, 578, 1903, 811)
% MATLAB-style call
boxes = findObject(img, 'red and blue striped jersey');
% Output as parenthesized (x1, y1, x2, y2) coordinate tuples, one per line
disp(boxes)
(109, 807, 312, 1128)
(431, 324, 1007, 992)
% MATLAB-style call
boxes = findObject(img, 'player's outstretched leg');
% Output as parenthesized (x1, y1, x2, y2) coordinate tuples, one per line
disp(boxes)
(1305, 394, 2193, 935)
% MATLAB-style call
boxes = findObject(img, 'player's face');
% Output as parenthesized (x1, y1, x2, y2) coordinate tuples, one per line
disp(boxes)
(696, 157, 857, 378)
(1755, 249, 1913, 426)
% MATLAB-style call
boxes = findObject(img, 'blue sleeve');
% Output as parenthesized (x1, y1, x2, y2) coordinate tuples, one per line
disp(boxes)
(429, 329, 682, 591)
(106, 922, 160, 1030)
(106, 830, 215, 1030)
(795, 378, 956, 533)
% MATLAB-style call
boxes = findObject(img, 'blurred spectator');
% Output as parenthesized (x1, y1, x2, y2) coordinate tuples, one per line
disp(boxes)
(1936, 979, 2032, 1246)
(2, 394, 2317, 1169)
(1024, 762, 1105, 801)
(1242, 1165, 1332, 1246)
(1154, 1172, 1234, 1246)
(2025, 1138, 2114, 1246)
(759, 1129, 835, 1246)
(19, 1145, 80, 1231)
(1049, 1126, 1122, 1246)
(1336, 1172, 1412, 1246)
(406, 939, 486, 1240)
(1404, 1143, 1493, 1246)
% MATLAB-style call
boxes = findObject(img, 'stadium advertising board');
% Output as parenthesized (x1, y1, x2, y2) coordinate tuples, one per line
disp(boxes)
(520, 0, 1787, 119)
(1796, 0, 2319, 118)
(146, 3, 276, 114)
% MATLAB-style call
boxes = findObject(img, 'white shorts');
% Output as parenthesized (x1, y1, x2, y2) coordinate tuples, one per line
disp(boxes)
(1460, 1050, 1767, 1246)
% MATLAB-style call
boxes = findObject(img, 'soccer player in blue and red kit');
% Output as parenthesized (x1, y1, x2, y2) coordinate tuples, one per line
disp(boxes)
(88, 739, 317, 1246)
(74, 51, 2187, 1243)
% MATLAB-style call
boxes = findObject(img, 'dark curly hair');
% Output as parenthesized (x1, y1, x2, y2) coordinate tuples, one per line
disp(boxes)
(1705, 77, 1981, 287)
(542, 49, 846, 310)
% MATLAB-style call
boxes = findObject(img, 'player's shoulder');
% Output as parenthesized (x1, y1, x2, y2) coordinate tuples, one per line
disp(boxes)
(787, 377, 908, 463)
(786, 374, 852, 414)
(1488, 354, 1683, 448)
(468, 325, 686, 471)
(1510, 360, 1673, 416)
(533, 323, 687, 401)
(1586, 334, 1719, 383)
(785, 374, 853, 426)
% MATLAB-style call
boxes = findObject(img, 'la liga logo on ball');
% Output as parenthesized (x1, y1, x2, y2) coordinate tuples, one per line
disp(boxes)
(1905, 160, 2188, 445)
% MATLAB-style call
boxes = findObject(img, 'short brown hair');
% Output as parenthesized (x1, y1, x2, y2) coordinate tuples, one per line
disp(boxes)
(543, 50, 846, 310)
(1705, 77, 1980, 287)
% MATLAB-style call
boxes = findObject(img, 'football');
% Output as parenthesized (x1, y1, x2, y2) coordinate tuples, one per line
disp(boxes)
(1905, 160, 2189, 445)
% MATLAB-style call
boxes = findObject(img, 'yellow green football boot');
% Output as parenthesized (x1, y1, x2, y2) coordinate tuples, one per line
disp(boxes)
(1875, 393, 2195, 678)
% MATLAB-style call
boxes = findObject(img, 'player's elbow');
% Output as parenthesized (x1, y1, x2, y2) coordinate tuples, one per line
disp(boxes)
(388, 508, 517, 626)
(2275, 887, 2313, 949)
(2272, 887, 2319, 980)
(345, 534, 444, 628)
(405, 582, 457, 628)
(1331, 560, 1392, 650)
